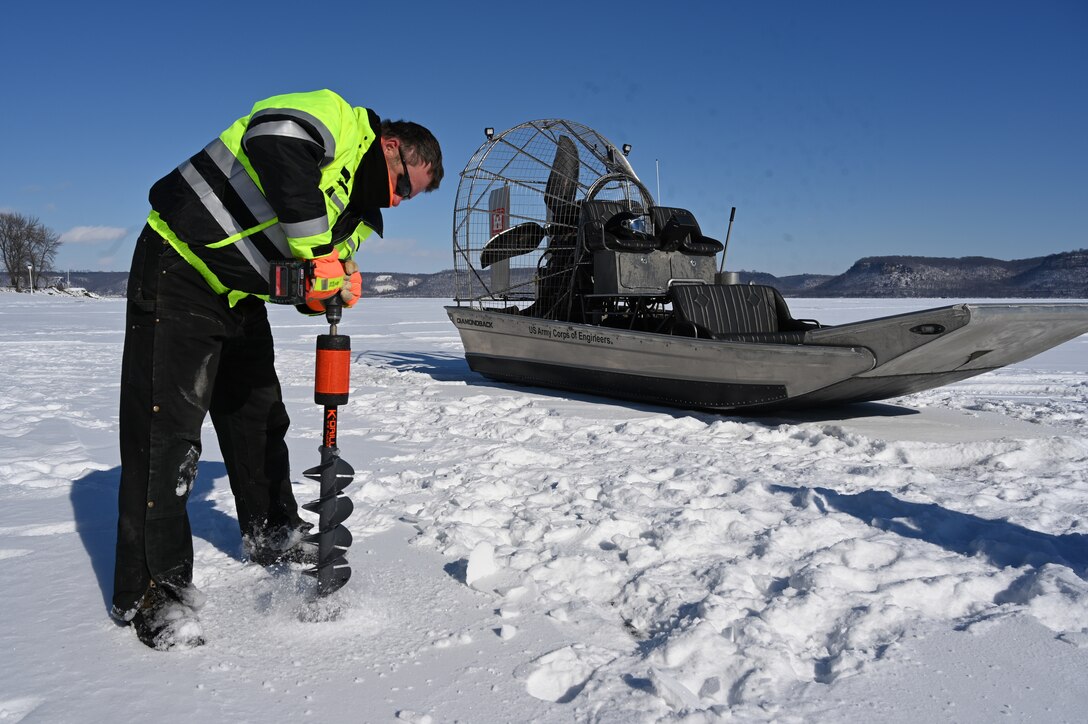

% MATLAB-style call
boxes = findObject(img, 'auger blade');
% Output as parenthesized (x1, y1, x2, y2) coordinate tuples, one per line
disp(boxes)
(302, 456, 356, 492)
(319, 563, 351, 596)
(302, 552, 347, 576)
(317, 545, 349, 568)
(303, 554, 352, 595)
(301, 494, 354, 527)
(304, 522, 353, 551)
(327, 495, 353, 527)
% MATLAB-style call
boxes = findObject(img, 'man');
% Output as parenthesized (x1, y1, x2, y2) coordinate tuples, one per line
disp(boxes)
(112, 89, 442, 650)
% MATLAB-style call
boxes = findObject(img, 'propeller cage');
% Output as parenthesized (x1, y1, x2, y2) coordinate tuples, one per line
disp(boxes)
(452, 119, 655, 319)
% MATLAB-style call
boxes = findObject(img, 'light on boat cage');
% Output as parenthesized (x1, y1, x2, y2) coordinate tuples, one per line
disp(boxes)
(622, 143, 632, 156)
(484, 127, 494, 140)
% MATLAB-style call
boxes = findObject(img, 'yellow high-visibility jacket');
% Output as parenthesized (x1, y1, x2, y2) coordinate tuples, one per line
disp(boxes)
(147, 89, 389, 304)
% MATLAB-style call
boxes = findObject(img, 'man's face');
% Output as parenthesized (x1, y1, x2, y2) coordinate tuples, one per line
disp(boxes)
(386, 139, 433, 207)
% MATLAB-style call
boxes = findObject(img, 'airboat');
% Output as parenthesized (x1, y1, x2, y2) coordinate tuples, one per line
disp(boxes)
(445, 120, 1088, 412)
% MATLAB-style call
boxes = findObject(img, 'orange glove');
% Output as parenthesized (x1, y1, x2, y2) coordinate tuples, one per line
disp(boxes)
(304, 248, 345, 310)
(304, 249, 363, 312)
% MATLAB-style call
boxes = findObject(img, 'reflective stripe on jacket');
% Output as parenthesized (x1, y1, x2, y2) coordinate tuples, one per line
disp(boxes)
(147, 89, 385, 303)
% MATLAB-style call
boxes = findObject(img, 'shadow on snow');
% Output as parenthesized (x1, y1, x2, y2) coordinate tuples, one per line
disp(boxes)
(773, 484, 1088, 580)
(354, 350, 472, 383)
(70, 461, 242, 615)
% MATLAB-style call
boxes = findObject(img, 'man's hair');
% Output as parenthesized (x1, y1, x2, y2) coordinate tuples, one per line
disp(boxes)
(381, 120, 444, 192)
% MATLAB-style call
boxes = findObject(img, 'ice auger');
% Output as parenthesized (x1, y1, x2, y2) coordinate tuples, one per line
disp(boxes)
(301, 294, 355, 595)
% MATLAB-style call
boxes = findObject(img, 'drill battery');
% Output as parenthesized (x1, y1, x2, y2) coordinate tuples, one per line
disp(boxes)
(268, 259, 313, 305)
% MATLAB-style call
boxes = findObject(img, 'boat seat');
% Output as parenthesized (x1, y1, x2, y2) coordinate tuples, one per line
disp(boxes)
(670, 284, 814, 343)
(581, 201, 722, 295)
(651, 207, 724, 256)
(580, 200, 656, 253)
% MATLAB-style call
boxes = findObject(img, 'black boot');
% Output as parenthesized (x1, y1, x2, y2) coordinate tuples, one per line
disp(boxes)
(243, 522, 317, 566)
(130, 584, 206, 651)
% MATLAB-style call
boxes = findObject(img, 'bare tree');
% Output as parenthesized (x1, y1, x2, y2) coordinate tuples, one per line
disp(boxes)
(0, 213, 30, 291)
(28, 222, 61, 290)
(0, 212, 62, 291)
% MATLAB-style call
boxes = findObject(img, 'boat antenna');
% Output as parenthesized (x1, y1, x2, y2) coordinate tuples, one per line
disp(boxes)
(655, 159, 661, 204)
(718, 206, 737, 274)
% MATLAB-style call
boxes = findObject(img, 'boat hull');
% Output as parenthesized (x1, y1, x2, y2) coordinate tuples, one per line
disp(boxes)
(446, 303, 1088, 412)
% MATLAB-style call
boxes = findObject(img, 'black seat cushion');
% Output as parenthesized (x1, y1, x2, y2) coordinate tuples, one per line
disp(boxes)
(580, 201, 656, 253)
(650, 207, 723, 255)
(659, 213, 699, 251)
(671, 284, 814, 341)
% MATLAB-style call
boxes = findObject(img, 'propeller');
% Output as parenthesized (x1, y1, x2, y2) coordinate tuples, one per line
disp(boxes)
(479, 134, 580, 269)
(480, 223, 547, 269)
(544, 135, 579, 225)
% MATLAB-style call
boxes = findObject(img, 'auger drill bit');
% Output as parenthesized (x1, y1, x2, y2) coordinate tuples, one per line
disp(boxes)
(301, 295, 354, 596)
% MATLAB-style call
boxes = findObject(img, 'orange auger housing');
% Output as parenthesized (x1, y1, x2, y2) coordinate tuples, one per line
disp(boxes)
(315, 334, 351, 407)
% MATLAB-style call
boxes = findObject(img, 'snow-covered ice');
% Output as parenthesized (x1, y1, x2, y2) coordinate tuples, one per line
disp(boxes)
(1, 293, 1086, 722)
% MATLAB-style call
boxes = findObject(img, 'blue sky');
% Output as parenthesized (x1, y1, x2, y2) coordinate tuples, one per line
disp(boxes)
(2, 0, 1084, 277)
